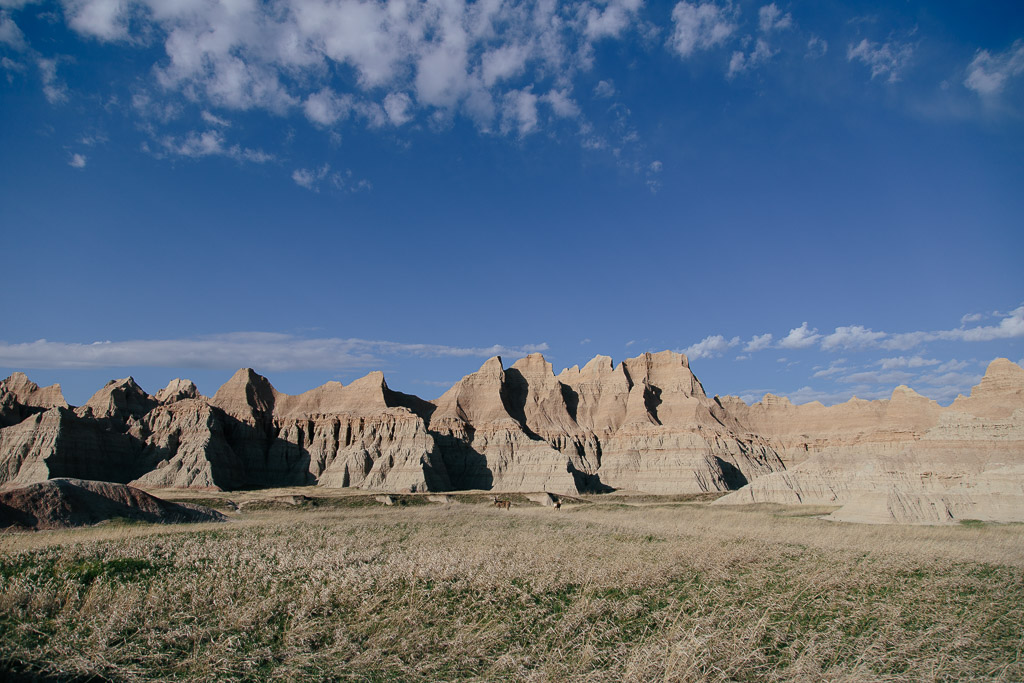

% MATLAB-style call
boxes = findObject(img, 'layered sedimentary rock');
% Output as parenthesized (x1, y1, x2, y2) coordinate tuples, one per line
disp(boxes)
(0, 407, 142, 486)
(715, 359, 1024, 524)
(1, 355, 1021, 524)
(0, 372, 68, 427)
(76, 377, 157, 422)
(557, 351, 784, 493)
(415, 351, 785, 495)
(0, 368, 448, 493)
(155, 378, 201, 404)
(429, 355, 581, 493)
(267, 371, 450, 492)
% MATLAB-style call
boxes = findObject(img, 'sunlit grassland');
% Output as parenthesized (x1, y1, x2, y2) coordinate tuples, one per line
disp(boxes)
(1, 494, 1022, 681)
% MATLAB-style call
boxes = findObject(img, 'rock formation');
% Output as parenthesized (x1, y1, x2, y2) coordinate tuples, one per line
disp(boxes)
(0, 355, 1021, 524)
(715, 359, 1024, 524)
(0, 372, 68, 427)
(0, 478, 225, 529)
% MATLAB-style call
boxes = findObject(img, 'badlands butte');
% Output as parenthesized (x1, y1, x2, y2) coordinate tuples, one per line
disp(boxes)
(1, 351, 1022, 524)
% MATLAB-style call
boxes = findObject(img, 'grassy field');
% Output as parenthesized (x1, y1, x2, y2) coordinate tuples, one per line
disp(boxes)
(1, 493, 1022, 681)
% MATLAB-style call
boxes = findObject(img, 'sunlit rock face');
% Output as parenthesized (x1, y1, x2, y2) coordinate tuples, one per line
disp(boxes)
(1, 357, 1021, 524)
(716, 359, 1024, 524)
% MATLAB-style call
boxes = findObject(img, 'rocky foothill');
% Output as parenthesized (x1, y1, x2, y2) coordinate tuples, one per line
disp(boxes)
(0, 352, 1021, 524)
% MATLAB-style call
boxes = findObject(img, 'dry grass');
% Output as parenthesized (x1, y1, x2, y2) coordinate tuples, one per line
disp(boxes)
(1, 499, 1022, 681)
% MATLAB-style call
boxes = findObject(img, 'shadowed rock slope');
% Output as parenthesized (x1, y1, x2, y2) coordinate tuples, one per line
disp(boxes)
(0, 355, 1021, 523)
(0, 478, 226, 529)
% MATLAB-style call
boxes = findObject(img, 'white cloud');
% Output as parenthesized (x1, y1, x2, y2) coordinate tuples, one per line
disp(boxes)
(303, 88, 353, 126)
(916, 370, 983, 393)
(744, 333, 773, 352)
(935, 359, 969, 372)
(728, 38, 774, 78)
(877, 356, 940, 370)
(481, 43, 530, 87)
(811, 360, 849, 378)
(960, 312, 984, 324)
(669, 1, 736, 59)
(580, 338, 591, 345)
(806, 35, 827, 59)
(292, 165, 327, 190)
(882, 305, 1024, 349)
(839, 370, 914, 385)
(2, 56, 26, 79)
(783, 385, 889, 406)
(758, 4, 791, 33)
(415, 34, 472, 109)
(778, 322, 820, 349)
(383, 92, 413, 126)
(582, 0, 644, 41)
(683, 334, 739, 360)
(954, 305, 1024, 341)
(0, 334, 551, 372)
(847, 38, 913, 83)
(964, 40, 1024, 96)
(37, 57, 67, 104)
(68, 153, 87, 168)
(820, 325, 886, 351)
(292, 164, 371, 194)
(0, 10, 27, 50)
(543, 88, 580, 118)
(503, 87, 538, 136)
(201, 110, 230, 127)
(593, 79, 616, 98)
(9, 0, 648, 152)
(159, 130, 273, 164)
(62, 0, 129, 41)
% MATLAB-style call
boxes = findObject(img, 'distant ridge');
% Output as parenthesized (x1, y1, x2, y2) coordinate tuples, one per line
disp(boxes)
(1, 354, 1022, 524)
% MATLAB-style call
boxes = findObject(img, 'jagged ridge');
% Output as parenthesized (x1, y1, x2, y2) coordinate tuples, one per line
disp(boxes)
(0, 354, 1022, 524)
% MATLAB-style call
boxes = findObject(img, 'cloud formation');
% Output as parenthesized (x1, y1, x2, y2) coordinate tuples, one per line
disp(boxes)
(682, 334, 739, 360)
(0, 10, 27, 51)
(154, 130, 273, 164)
(0, 333, 550, 372)
(847, 38, 913, 83)
(28, 0, 644, 139)
(669, 1, 736, 58)
(778, 322, 820, 349)
(716, 306, 1024, 358)
(964, 40, 1024, 96)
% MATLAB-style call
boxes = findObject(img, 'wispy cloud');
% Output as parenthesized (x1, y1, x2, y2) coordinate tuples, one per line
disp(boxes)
(705, 305, 1024, 357)
(847, 38, 913, 83)
(37, 57, 67, 104)
(0, 333, 550, 372)
(68, 153, 87, 168)
(758, 4, 792, 33)
(964, 40, 1024, 96)
(877, 356, 941, 370)
(292, 164, 371, 193)
(155, 130, 273, 164)
(0, 10, 27, 51)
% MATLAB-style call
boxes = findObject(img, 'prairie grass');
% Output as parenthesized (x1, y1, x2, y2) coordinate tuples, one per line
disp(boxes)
(1, 499, 1022, 681)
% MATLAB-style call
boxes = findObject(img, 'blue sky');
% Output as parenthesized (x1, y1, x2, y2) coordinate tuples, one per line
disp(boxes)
(1, 0, 1022, 406)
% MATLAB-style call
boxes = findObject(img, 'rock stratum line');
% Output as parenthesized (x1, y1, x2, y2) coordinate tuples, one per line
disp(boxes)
(1, 351, 1022, 524)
